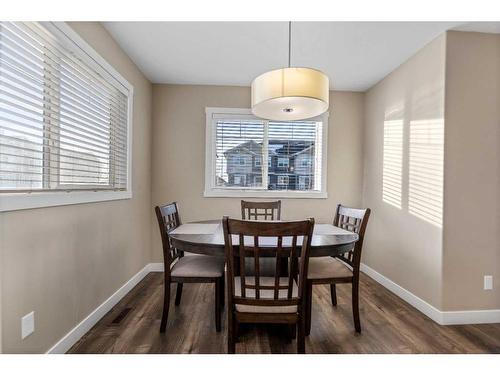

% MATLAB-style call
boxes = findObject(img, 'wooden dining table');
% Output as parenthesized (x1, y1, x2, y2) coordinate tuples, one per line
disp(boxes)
(169, 219, 358, 257)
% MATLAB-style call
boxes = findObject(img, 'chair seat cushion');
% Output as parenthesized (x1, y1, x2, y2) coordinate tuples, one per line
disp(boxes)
(233, 276, 298, 313)
(171, 254, 225, 278)
(307, 257, 353, 280)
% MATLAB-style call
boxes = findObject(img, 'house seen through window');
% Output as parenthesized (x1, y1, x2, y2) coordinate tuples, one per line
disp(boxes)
(205, 108, 328, 198)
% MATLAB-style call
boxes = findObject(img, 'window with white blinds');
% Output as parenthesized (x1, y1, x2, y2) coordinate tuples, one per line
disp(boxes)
(0, 22, 131, 198)
(205, 108, 328, 198)
(215, 119, 265, 189)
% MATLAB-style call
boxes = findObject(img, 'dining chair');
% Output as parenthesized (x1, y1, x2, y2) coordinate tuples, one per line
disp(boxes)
(155, 202, 225, 333)
(241, 200, 281, 220)
(305, 204, 371, 335)
(241, 200, 283, 277)
(222, 216, 315, 354)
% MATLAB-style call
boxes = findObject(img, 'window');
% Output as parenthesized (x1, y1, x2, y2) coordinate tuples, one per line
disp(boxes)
(301, 158, 312, 167)
(277, 175, 289, 186)
(235, 155, 246, 165)
(205, 108, 328, 198)
(0, 22, 133, 212)
(233, 174, 246, 186)
(277, 157, 289, 168)
(298, 176, 311, 190)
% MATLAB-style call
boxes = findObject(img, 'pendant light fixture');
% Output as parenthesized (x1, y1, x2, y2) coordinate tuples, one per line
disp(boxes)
(251, 22, 329, 121)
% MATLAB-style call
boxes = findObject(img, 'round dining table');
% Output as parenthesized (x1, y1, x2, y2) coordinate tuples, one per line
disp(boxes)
(169, 220, 358, 257)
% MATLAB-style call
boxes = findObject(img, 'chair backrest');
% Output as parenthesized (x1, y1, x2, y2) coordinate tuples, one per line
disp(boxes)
(223, 216, 314, 312)
(241, 200, 281, 220)
(155, 202, 183, 275)
(333, 204, 371, 270)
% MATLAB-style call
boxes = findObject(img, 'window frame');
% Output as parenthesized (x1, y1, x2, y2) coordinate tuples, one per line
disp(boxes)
(277, 157, 289, 168)
(204, 107, 328, 199)
(298, 175, 311, 190)
(277, 175, 289, 186)
(0, 22, 133, 212)
(301, 158, 312, 167)
(236, 156, 246, 165)
(233, 174, 246, 186)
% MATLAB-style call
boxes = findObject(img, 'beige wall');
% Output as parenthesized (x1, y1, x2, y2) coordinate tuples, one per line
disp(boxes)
(151, 85, 365, 262)
(0, 22, 153, 353)
(442, 31, 500, 310)
(2, 25, 498, 354)
(362, 35, 446, 308)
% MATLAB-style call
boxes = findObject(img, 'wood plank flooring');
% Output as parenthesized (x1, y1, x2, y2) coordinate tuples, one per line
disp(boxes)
(68, 272, 500, 354)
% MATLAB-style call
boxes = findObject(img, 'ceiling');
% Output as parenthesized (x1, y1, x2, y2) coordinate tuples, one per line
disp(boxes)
(103, 22, 499, 92)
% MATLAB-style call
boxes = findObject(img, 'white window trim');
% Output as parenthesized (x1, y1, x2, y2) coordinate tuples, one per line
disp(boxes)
(277, 157, 290, 168)
(204, 107, 328, 199)
(0, 22, 134, 212)
(277, 175, 289, 186)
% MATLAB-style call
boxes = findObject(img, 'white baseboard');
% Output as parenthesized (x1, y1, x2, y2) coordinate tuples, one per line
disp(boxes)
(361, 263, 500, 325)
(148, 262, 164, 272)
(441, 309, 500, 325)
(47, 263, 160, 354)
(360, 263, 444, 324)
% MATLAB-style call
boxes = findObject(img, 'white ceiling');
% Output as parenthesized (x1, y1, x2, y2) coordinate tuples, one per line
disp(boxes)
(103, 22, 499, 92)
(453, 22, 500, 34)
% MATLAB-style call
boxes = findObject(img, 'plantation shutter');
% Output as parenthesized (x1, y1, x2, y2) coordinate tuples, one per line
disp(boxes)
(0, 21, 129, 192)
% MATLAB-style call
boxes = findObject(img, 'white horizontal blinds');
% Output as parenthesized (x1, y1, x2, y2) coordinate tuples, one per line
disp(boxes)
(267, 120, 321, 191)
(215, 119, 265, 189)
(0, 22, 45, 190)
(0, 22, 129, 192)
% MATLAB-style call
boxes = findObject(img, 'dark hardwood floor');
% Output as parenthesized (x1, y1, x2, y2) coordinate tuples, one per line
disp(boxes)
(68, 272, 500, 354)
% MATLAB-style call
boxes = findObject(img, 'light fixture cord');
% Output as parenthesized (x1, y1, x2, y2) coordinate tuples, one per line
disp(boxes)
(288, 21, 292, 68)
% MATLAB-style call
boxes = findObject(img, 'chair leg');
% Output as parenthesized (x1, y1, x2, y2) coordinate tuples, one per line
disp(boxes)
(160, 280, 171, 333)
(352, 279, 361, 333)
(175, 283, 183, 306)
(220, 275, 225, 308)
(234, 321, 240, 342)
(305, 281, 313, 336)
(227, 312, 236, 354)
(287, 324, 296, 341)
(215, 279, 222, 332)
(330, 284, 337, 306)
(297, 315, 306, 354)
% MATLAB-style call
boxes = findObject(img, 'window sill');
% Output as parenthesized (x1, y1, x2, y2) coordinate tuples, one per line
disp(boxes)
(204, 189, 328, 199)
(0, 190, 132, 212)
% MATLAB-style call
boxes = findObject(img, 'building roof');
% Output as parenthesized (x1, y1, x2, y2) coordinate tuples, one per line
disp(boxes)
(225, 140, 314, 158)
(223, 140, 262, 157)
